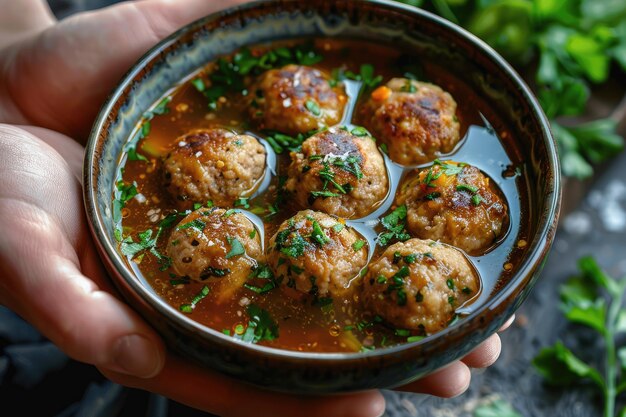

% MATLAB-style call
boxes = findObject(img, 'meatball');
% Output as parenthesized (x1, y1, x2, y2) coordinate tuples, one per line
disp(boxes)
(360, 77, 461, 165)
(284, 128, 388, 219)
(163, 128, 266, 209)
(166, 208, 262, 302)
(267, 210, 368, 300)
(396, 160, 508, 255)
(362, 239, 479, 334)
(248, 65, 347, 135)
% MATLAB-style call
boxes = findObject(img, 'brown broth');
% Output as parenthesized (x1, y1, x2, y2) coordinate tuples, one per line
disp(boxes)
(114, 39, 531, 353)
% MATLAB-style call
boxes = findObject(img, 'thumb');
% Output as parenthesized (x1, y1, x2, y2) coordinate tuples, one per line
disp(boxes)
(0, 205, 166, 379)
(4, 0, 250, 141)
(0, 125, 165, 378)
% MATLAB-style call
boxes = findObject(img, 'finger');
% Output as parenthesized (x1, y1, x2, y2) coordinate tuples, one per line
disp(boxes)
(499, 314, 515, 332)
(19, 125, 85, 180)
(100, 354, 386, 417)
(0, 125, 165, 378)
(395, 361, 470, 398)
(5, 0, 251, 140)
(460, 334, 501, 368)
(0, 0, 56, 49)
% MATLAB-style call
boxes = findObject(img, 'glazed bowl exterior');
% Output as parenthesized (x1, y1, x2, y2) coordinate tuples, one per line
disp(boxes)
(84, 0, 561, 393)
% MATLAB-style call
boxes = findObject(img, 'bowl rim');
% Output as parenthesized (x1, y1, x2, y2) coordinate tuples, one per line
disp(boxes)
(84, 0, 561, 362)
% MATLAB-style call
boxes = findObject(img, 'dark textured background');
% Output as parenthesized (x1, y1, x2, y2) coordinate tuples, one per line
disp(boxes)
(1, 1, 625, 415)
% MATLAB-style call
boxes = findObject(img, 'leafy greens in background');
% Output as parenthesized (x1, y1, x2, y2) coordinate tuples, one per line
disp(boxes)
(533, 257, 626, 417)
(392, 0, 626, 179)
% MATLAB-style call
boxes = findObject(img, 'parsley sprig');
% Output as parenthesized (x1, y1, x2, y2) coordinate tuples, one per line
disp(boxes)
(533, 256, 626, 417)
(394, 0, 625, 178)
(236, 304, 279, 344)
(377, 205, 411, 246)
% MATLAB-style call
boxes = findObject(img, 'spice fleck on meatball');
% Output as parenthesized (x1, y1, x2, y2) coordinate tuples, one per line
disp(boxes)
(285, 128, 388, 219)
(163, 128, 266, 209)
(267, 210, 368, 300)
(396, 160, 508, 255)
(248, 65, 347, 135)
(362, 239, 479, 333)
(360, 78, 461, 165)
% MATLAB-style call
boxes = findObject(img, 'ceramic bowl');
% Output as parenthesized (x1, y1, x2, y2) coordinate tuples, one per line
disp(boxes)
(84, 0, 561, 393)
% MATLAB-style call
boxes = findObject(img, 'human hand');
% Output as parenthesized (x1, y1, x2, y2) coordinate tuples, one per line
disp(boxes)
(0, 1, 509, 416)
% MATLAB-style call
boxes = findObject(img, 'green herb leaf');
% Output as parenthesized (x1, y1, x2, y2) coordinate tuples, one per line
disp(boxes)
(240, 304, 279, 343)
(352, 240, 366, 251)
(533, 341, 604, 387)
(226, 237, 246, 259)
(305, 99, 321, 116)
(311, 220, 330, 246)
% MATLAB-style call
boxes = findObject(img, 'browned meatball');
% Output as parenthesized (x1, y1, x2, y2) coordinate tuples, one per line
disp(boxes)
(396, 160, 508, 255)
(362, 239, 479, 334)
(284, 128, 388, 219)
(248, 65, 347, 135)
(267, 210, 368, 300)
(166, 208, 262, 302)
(163, 128, 266, 209)
(360, 78, 461, 165)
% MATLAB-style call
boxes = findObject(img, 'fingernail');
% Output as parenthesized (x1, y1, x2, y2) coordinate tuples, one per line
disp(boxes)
(111, 334, 162, 378)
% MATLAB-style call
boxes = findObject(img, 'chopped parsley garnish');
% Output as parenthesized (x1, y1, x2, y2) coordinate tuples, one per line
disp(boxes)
(234, 197, 250, 209)
(332, 223, 344, 233)
(116, 181, 138, 205)
(311, 220, 330, 246)
(352, 240, 366, 251)
(305, 99, 321, 116)
(201, 267, 230, 278)
(238, 304, 279, 344)
(331, 64, 383, 89)
(404, 254, 418, 264)
(462, 287, 473, 295)
(311, 190, 341, 198)
(376, 275, 387, 284)
(249, 229, 257, 239)
(222, 208, 238, 217)
(385, 266, 410, 306)
(120, 228, 171, 270)
(179, 285, 210, 313)
(350, 126, 370, 137)
(394, 329, 411, 337)
(425, 192, 441, 200)
(456, 184, 479, 193)
(377, 205, 411, 246)
(472, 194, 483, 206)
(401, 79, 417, 93)
(244, 264, 276, 294)
(280, 232, 307, 258)
(225, 237, 246, 259)
(407, 335, 424, 343)
(455, 182, 482, 206)
(265, 129, 320, 154)
(176, 219, 206, 231)
(433, 159, 465, 176)
(446, 278, 456, 290)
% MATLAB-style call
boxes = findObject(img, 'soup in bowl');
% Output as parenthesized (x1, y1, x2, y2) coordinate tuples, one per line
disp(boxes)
(84, 0, 560, 393)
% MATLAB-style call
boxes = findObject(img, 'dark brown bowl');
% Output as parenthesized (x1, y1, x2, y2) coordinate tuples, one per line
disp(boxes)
(83, 0, 561, 393)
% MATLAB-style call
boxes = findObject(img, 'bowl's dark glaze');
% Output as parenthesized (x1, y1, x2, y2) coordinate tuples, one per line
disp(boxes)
(84, 0, 560, 393)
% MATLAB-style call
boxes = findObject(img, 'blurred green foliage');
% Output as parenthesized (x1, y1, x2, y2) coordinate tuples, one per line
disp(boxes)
(392, 0, 626, 179)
